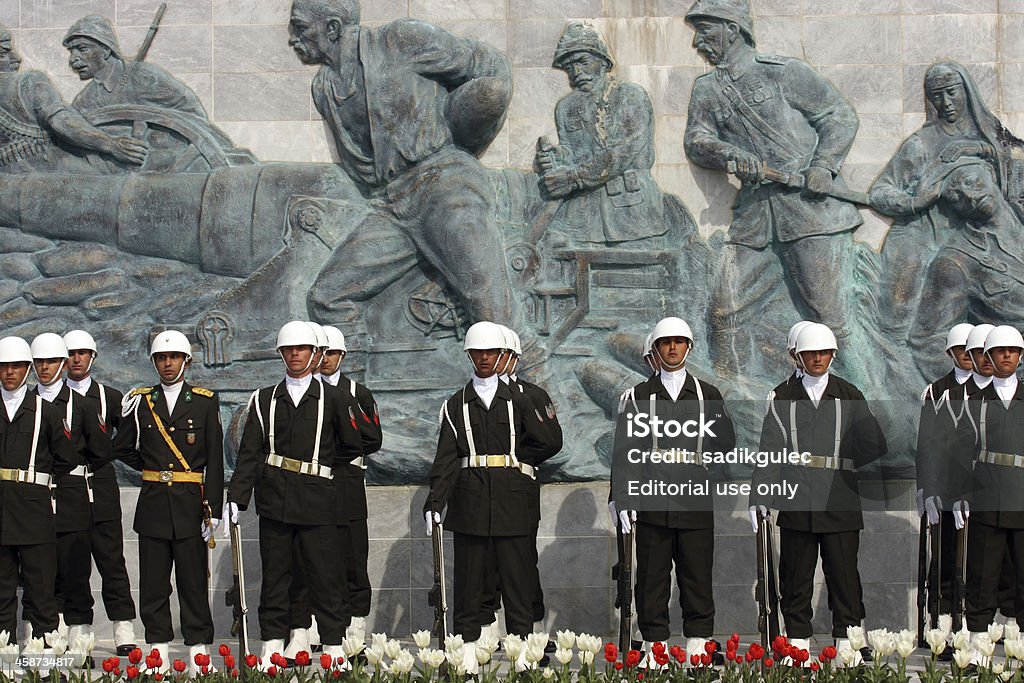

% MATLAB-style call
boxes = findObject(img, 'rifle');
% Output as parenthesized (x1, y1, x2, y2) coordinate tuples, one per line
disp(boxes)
(135, 3, 167, 62)
(755, 513, 780, 655)
(726, 160, 872, 207)
(952, 520, 968, 632)
(428, 521, 447, 655)
(616, 528, 634, 659)
(929, 516, 943, 629)
(226, 521, 251, 659)
(917, 514, 928, 646)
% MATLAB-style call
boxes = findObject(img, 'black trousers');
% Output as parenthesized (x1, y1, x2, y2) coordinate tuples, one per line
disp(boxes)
(138, 534, 213, 645)
(453, 532, 536, 642)
(262, 518, 346, 644)
(633, 523, 715, 641)
(928, 512, 956, 617)
(0, 542, 57, 638)
(481, 533, 545, 625)
(778, 528, 864, 638)
(56, 529, 93, 625)
(92, 518, 137, 622)
(342, 520, 372, 618)
(966, 522, 1024, 631)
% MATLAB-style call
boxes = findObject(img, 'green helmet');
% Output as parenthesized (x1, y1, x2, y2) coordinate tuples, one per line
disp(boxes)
(63, 15, 122, 59)
(685, 0, 756, 47)
(552, 21, 614, 70)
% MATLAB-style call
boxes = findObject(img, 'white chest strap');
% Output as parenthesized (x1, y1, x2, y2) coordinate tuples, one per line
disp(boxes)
(269, 380, 325, 466)
(790, 398, 842, 458)
(350, 378, 357, 398)
(461, 394, 516, 459)
(26, 395, 43, 474)
(97, 384, 107, 425)
(980, 400, 988, 456)
(649, 379, 704, 456)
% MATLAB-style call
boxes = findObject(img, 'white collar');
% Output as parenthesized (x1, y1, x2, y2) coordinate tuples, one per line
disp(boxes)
(2, 385, 27, 406)
(953, 366, 972, 384)
(36, 379, 64, 403)
(659, 367, 687, 401)
(993, 374, 1018, 391)
(801, 371, 830, 392)
(973, 372, 994, 389)
(499, 375, 510, 384)
(321, 371, 340, 386)
(66, 376, 93, 395)
(285, 374, 313, 390)
(471, 373, 500, 409)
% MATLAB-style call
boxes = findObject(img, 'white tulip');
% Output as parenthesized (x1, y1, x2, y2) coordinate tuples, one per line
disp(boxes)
(417, 648, 446, 669)
(838, 645, 857, 667)
(926, 628, 948, 655)
(389, 650, 415, 674)
(1007, 621, 1021, 642)
(1002, 671, 1014, 681)
(989, 623, 1005, 644)
(993, 663, 1005, 675)
(556, 630, 576, 650)
(503, 635, 525, 661)
(953, 648, 973, 670)
(444, 634, 465, 657)
(384, 639, 402, 660)
(847, 626, 866, 651)
(0, 631, 8, 648)
(43, 630, 67, 655)
(577, 634, 602, 654)
(896, 638, 915, 659)
(953, 629, 971, 651)
(542, 667, 555, 680)
(477, 634, 499, 654)
(527, 633, 548, 651)
(365, 645, 385, 667)
(975, 634, 996, 659)
(526, 643, 546, 664)
(868, 629, 895, 657)
(939, 615, 953, 638)
(578, 650, 595, 667)
(23, 637, 46, 655)
(412, 630, 432, 649)
(0, 644, 17, 666)
(342, 636, 365, 659)
(371, 633, 387, 650)
(555, 648, 573, 665)
(474, 644, 492, 666)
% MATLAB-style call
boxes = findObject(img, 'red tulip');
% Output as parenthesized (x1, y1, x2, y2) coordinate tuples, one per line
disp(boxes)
(126, 665, 139, 679)
(321, 653, 333, 669)
(103, 659, 115, 673)
(749, 643, 765, 660)
(652, 642, 666, 656)
(267, 666, 278, 677)
(219, 645, 231, 658)
(155, 674, 163, 681)
(604, 645, 618, 663)
(335, 657, 346, 667)
(195, 653, 212, 668)
(745, 651, 754, 663)
(690, 654, 700, 667)
(810, 662, 820, 672)
(295, 651, 311, 667)
(764, 658, 774, 669)
(615, 662, 624, 671)
(145, 656, 159, 670)
(637, 673, 644, 680)
(726, 650, 736, 661)
(704, 641, 717, 655)
(701, 653, 711, 666)
(224, 656, 235, 670)
(129, 649, 143, 665)
(820, 646, 837, 661)
(625, 650, 642, 668)
(246, 654, 259, 669)
(173, 659, 187, 673)
(113, 668, 121, 676)
(670, 646, 686, 664)
(271, 653, 288, 668)
(332, 671, 342, 679)
(231, 669, 239, 678)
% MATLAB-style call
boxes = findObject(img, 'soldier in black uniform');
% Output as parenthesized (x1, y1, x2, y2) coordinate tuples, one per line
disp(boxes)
(918, 324, 974, 630)
(425, 321, 560, 671)
(961, 326, 1024, 654)
(30, 333, 112, 660)
(112, 330, 223, 672)
(0, 336, 75, 646)
(63, 329, 137, 656)
(226, 321, 365, 666)
(611, 316, 735, 666)
(751, 323, 887, 661)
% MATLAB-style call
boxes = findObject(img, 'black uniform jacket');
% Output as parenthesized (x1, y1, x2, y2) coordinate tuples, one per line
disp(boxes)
(80, 381, 123, 523)
(113, 382, 224, 540)
(426, 379, 561, 537)
(612, 372, 735, 530)
(753, 374, 887, 533)
(38, 383, 112, 532)
(229, 378, 365, 527)
(916, 371, 970, 502)
(0, 392, 76, 545)
(964, 380, 1024, 527)
(510, 378, 563, 460)
(329, 374, 382, 522)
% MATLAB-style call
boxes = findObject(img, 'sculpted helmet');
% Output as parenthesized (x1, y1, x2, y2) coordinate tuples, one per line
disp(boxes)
(552, 21, 614, 70)
(685, 0, 756, 46)
(63, 15, 123, 58)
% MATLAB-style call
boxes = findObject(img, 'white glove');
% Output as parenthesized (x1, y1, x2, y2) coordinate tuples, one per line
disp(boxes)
(953, 499, 970, 530)
(221, 501, 239, 538)
(916, 488, 925, 518)
(608, 501, 618, 529)
(925, 496, 942, 526)
(618, 509, 637, 534)
(749, 505, 768, 533)
(425, 511, 441, 537)
(202, 518, 220, 543)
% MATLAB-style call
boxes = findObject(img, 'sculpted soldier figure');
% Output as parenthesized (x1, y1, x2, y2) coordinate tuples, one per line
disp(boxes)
(536, 21, 667, 243)
(0, 24, 146, 172)
(683, 0, 861, 355)
(871, 63, 1024, 342)
(287, 0, 526, 344)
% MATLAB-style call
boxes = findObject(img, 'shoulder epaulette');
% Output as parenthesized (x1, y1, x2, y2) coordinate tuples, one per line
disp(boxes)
(192, 387, 214, 397)
(130, 387, 153, 396)
(755, 54, 789, 65)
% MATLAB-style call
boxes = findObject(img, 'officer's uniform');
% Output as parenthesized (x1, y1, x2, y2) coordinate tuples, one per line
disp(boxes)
(963, 379, 1024, 630)
(0, 388, 76, 638)
(37, 382, 110, 630)
(615, 371, 735, 643)
(753, 374, 887, 638)
(426, 377, 559, 641)
(229, 376, 365, 646)
(67, 378, 136, 628)
(112, 382, 223, 646)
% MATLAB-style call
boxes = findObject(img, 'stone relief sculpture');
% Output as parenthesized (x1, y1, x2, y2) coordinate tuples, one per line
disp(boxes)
(2, 0, 1022, 482)
(682, 0, 862, 375)
(870, 62, 1024, 345)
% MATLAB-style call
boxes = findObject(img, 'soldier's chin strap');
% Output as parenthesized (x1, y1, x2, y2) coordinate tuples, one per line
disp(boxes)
(153, 355, 190, 385)
(279, 350, 315, 377)
(796, 350, 836, 375)
(654, 344, 690, 371)
(14, 366, 33, 390)
(35, 359, 66, 386)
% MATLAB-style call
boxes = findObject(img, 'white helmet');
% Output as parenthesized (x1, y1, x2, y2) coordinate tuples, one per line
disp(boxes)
(0, 336, 33, 364)
(945, 323, 974, 351)
(795, 323, 838, 354)
(276, 321, 317, 349)
(642, 332, 654, 359)
(31, 333, 68, 360)
(651, 316, 694, 345)
(464, 321, 506, 351)
(306, 321, 328, 349)
(504, 327, 522, 356)
(150, 330, 192, 358)
(63, 329, 97, 354)
(966, 323, 996, 352)
(787, 321, 814, 352)
(323, 325, 347, 353)
(984, 325, 1024, 355)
